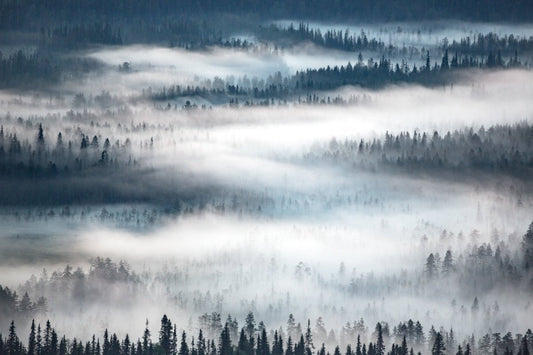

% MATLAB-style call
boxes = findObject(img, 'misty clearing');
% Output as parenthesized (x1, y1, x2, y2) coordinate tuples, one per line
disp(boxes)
(1, 1, 533, 355)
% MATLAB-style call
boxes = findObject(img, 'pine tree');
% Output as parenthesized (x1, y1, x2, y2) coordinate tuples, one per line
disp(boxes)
(258, 328, 270, 355)
(51, 330, 58, 355)
(442, 250, 453, 275)
(36, 324, 42, 355)
(44, 320, 52, 355)
(237, 329, 249, 355)
(219, 324, 233, 355)
(285, 337, 294, 355)
(37, 124, 45, 146)
(59, 336, 67, 355)
(197, 330, 206, 355)
(171, 326, 178, 355)
(375, 323, 385, 355)
(426, 254, 437, 278)
(103, 330, 110, 355)
(304, 320, 313, 355)
(441, 50, 449, 70)
(431, 333, 445, 355)
(287, 315, 297, 341)
(294, 336, 305, 355)
(522, 221, 533, 270)
(272, 331, 283, 355)
(7, 321, 21, 355)
(143, 320, 151, 355)
(179, 332, 189, 355)
(519, 335, 530, 355)
(123, 334, 131, 355)
(400, 336, 408, 355)
(29, 320, 36, 355)
(19, 292, 32, 314)
(160, 315, 173, 355)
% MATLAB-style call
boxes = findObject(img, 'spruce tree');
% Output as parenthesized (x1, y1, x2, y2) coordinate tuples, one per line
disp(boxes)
(179, 332, 189, 355)
(219, 324, 233, 355)
(522, 221, 533, 270)
(431, 333, 445, 355)
(29, 320, 36, 355)
(375, 323, 385, 355)
(160, 315, 173, 355)
(237, 329, 249, 355)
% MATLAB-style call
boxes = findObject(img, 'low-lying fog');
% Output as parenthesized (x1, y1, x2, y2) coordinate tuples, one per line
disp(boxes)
(1, 26, 532, 348)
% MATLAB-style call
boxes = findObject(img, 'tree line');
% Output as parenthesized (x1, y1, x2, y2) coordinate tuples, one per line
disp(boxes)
(1, 0, 533, 31)
(1, 312, 532, 355)
(150, 49, 528, 106)
(306, 124, 533, 180)
(0, 123, 136, 179)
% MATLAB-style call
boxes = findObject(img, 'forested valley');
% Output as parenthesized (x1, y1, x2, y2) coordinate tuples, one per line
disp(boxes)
(1, 1, 533, 354)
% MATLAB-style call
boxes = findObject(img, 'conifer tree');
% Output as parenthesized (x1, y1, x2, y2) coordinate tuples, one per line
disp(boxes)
(431, 333, 445, 355)
(522, 221, 533, 270)
(375, 323, 385, 355)
(160, 315, 173, 355)
(179, 332, 189, 355)
(219, 324, 233, 355)
(28, 320, 36, 355)
(237, 329, 249, 355)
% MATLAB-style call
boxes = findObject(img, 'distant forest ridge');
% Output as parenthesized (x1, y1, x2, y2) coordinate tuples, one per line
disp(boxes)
(1, 0, 533, 29)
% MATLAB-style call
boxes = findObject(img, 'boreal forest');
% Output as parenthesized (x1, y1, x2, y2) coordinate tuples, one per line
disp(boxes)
(0, 0, 533, 354)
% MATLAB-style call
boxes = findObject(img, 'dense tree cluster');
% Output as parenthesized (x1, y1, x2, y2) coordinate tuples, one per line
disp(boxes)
(0, 258, 139, 329)
(0, 313, 532, 355)
(0, 286, 46, 327)
(0, 123, 135, 178)
(307, 124, 533, 180)
(444, 34, 533, 57)
(0, 51, 60, 88)
(39, 24, 124, 49)
(259, 25, 533, 63)
(0, 50, 101, 89)
(1, 0, 533, 30)
(424, 235, 527, 295)
(3, 223, 531, 347)
(258, 24, 387, 53)
(150, 49, 528, 105)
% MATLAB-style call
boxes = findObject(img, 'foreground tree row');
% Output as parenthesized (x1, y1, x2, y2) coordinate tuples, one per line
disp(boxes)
(1, 313, 532, 355)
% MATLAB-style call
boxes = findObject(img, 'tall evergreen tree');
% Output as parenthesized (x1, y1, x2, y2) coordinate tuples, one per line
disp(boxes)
(219, 323, 233, 355)
(160, 315, 173, 355)
(258, 328, 270, 355)
(7, 321, 22, 355)
(237, 329, 249, 355)
(522, 221, 533, 270)
(103, 330, 110, 355)
(143, 320, 151, 355)
(375, 323, 385, 355)
(179, 332, 189, 355)
(28, 320, 36, 355)
(59, 336, 67, 355)
(519, 335, 530, 355)
(431, 332, 445, 355)
(285, 337, 293, 355)
(198, 330, 206, 355)
(304, 320, 313, 355)
(400, 336, 408, 355)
